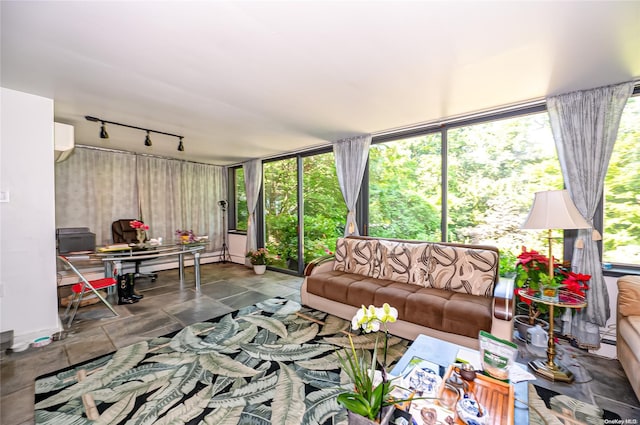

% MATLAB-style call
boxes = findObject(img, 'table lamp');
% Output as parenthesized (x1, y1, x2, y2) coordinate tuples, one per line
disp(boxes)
(522, 189, 591, 282)
(521, 189, 591, 382)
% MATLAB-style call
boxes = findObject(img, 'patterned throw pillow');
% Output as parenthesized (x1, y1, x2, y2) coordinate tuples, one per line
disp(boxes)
(333, 238, 350, 272)
(345, 238, 377, 277)
(426, 244, 498, 297)
(409, 243, 432, 286)
(333, 238, 378, 277)
(374, 240, 414, 283)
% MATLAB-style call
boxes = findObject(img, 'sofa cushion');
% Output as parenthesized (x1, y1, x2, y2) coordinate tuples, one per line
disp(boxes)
(333, 237, 377, 277)
(333, 238, 350, 272)
(409, 243, 432, 286)
(307, 270, 396, 306)
(619, 316, 640, 364)
(307, 270, 493, 339)
(404, 289, 493, 338)
(618, 275, 640, 317)
(373, 240, 415, 283)
(427, 244, 498, 297)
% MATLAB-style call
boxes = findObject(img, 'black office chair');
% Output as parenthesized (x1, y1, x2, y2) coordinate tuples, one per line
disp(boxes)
(111, 219, 158, 282)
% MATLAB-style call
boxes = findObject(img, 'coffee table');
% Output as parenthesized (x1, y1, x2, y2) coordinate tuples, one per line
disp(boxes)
(391, 334, 528, 424)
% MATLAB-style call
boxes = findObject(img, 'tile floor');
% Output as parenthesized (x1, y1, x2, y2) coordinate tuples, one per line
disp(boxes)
(1, 262, 638, 424)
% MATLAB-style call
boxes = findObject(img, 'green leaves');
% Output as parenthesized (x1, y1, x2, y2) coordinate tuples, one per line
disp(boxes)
(35, 300, 392, 425)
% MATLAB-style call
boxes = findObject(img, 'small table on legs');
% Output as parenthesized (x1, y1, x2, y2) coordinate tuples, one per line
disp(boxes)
(516, 289, 587, 383)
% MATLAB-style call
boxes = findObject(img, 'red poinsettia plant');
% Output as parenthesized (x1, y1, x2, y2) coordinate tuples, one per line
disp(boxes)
(514, 247, 590, 323)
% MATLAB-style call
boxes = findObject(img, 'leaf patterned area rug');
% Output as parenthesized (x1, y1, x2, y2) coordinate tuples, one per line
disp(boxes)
(34, 298, 409, 425)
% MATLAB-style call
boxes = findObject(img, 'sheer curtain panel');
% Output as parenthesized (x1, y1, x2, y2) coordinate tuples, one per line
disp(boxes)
(56, 147, 226, 251)
(548, 81, 633, 349)
(243, 159, 262, 264)
(333, 134, 371, 236)
(55, 148, 137, 245)
(178, 161, 226, 249)
(136, 156, 182, 241)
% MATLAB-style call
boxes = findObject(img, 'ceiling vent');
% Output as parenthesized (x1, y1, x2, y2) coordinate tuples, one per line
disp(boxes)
(54, 122, 74, 162)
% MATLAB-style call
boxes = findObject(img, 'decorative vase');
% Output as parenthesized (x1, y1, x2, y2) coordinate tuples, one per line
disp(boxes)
(347, 406, 394, 425)
(253, 264, 266, 275)
(136, 229, 145, 245)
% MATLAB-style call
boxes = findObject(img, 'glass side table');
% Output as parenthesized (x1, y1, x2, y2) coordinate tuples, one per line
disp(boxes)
(516, 288, 586, 383)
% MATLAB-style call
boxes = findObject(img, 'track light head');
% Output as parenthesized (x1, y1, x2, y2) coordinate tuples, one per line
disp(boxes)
(177, 137, 184, 152)
(144, 131, 152, 147)
(99, 122, 109, 139)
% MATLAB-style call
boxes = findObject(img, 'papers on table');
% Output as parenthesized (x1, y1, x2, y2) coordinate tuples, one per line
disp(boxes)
(455, 347, 483, 370)
(509, 363, 537, 383)
(97, 244, 131, 252)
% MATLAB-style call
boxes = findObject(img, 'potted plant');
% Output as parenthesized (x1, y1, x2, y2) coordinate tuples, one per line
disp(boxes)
(130, 220, 149, 245)
(246, 248, 269, 274)
(337, 303, 398, 425)
(175, 229, 197, 244)
(513, 247, 590, 336)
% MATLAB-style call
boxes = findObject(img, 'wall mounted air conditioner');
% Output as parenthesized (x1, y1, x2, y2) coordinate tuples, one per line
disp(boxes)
(54, 122, 74, 162)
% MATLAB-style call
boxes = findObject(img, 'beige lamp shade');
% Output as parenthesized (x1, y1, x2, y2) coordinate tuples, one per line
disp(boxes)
(522, 189, 591, 230)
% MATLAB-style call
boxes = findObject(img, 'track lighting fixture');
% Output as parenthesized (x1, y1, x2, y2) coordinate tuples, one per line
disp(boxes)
(99, 122, 109, 139)
(85, 115, 184, 152)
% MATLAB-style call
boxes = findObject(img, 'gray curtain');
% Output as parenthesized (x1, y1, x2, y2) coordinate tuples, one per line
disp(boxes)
(243, 159, 263, 264)
(55, 148, 137, 245)
(548, 81, 633, 349)
(137, 156, 182, 241)
(333, 134, 372, 236)
(56, 147, 226, 249)
(177, 161, 226, 248)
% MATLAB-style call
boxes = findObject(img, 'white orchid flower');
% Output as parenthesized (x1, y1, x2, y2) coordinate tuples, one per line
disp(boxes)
(352, 304, 394, 333)
(375, 303, 398, 324)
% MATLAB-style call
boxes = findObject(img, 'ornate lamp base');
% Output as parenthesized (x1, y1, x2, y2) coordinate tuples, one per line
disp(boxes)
(528, 359, 575, 383)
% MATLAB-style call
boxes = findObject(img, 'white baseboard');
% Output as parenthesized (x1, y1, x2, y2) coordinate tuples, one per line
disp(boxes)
(11, 321, 63, 349)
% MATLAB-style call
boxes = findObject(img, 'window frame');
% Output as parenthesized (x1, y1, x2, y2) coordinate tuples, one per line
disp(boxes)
(227, 88, 640, 276)
(227, 165, 246, 233)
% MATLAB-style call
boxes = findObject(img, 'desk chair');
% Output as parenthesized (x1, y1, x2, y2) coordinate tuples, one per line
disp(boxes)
(111, 219, 158, 282)
(58, 256, 118, 328)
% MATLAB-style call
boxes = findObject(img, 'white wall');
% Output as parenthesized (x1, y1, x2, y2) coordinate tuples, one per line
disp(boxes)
(229, 233, 248, 264)
(0, 88, 60, 344)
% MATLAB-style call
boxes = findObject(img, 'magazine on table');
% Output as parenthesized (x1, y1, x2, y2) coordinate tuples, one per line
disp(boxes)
(390, 356, 457, 425)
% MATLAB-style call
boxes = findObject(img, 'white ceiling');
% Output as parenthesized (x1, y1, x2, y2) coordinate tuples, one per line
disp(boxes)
(2, 1, 639, 166)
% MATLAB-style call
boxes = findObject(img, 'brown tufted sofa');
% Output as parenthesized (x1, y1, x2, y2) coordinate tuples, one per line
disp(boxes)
(301, 236, 514, 349)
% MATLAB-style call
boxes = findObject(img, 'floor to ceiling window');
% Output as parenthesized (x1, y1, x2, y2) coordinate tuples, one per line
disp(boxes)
(447, 112, 563, 264)
(302, 152, 344, 263)
(603, 95, 640, 265)
(233, 88, 639, 274)
(232, 167, 248, 231)
(263, 158, 299, 272)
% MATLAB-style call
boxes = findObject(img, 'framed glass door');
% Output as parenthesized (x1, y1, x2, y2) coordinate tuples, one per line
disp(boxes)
(263, 158, 299, 272)
(302, 152, 344, 265)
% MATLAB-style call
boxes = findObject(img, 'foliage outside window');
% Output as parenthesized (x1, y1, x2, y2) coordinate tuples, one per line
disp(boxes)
(447, 112, 564, 270)
(232, 94, 639, 274)
(604, 95, 640, 266)
(234, 167, 247, 231)
(263, 158, 299, 271)
(302, 152, 344, 262)
(369, 134, 442, 241)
